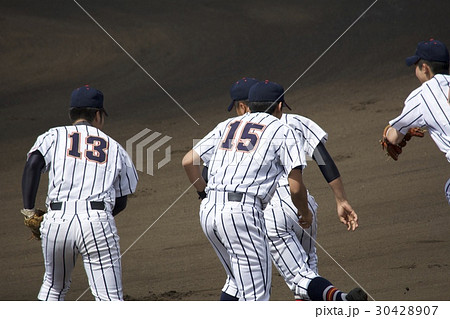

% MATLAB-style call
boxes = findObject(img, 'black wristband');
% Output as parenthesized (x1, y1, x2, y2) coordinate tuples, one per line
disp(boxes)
(197, 190, 207, 200)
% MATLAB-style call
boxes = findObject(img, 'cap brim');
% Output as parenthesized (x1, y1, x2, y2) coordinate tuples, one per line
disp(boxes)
(283, 101, 292, 110)
(227, 100, 235, 112)
(406, 55, 420, 66)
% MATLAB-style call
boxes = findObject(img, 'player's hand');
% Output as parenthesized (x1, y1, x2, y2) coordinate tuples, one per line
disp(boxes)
(298, 209, 313, 229)
(337, 200, 358, 231)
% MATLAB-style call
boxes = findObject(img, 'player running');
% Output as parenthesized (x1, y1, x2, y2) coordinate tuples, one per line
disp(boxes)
(382, 39, 450, 204)
(21, 85, 138, 300)
(183, 80, 366, 301)
(219, 77, 359, 300)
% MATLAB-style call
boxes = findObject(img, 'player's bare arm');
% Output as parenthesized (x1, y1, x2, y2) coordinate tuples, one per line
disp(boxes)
(312, 142, 358, 231)
(328, 178, 358, 231)
(288, 167, 312, 229)
(182, 149, 207, 193)
(385, 125, 405, 145)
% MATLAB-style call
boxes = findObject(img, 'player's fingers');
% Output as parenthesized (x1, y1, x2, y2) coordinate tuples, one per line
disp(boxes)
(347, 220, 354, 231)
(342, 215, 357, 231)
(348, 215, 359, 231)
(350, 212, 359, 230)
(347, 221, 352, 231)
(351, 211, 358, 223)
(339, 217, 350, 230)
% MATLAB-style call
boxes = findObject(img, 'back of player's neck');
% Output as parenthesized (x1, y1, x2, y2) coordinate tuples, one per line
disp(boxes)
(73, 119, 92, 126)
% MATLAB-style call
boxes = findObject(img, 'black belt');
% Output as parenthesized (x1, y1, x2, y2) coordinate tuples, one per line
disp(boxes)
(227, 192, 243, 202)
(50, 201, 105, 210)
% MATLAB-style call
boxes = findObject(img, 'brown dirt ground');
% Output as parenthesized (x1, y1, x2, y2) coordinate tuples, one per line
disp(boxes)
(1, 0, 449, 301)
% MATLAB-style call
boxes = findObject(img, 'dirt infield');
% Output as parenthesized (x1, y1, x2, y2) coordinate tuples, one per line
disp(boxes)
(1, 0, 449, 301)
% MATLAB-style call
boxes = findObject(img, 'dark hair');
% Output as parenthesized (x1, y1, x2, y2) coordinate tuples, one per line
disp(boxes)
(418, 59, 449, 75)
(69, 107, 103, 123)
(248, 101, 279, 114)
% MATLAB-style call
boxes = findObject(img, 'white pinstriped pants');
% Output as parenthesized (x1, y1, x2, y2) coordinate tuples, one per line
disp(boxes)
(222, 185, 319, 300)
(200, 191, 271, 301)
(445, 178, 450, 205)
(38, 203, 122, 301)
(264, 186, 319, 300)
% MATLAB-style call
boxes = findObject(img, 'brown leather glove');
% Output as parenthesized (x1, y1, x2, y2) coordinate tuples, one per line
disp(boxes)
(21, 208, 46, 240)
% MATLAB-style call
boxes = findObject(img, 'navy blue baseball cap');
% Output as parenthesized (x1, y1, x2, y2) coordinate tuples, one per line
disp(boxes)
(227, 77, 259, 111)
(406, 39, 449, 66)
(70, 85, 107, 114)
(248, 80, 291, 110)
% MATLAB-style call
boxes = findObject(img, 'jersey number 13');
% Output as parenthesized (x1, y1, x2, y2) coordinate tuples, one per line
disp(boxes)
(67, 132, 108, 164)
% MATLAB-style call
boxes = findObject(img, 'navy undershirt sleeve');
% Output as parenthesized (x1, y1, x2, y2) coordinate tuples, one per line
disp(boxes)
(22, 150, 45, 209)
(202, 165, 208, 184)
(312, 142, 340, 183)
(112, 196, 127, 216)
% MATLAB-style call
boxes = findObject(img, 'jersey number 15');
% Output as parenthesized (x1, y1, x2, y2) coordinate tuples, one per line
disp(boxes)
(220, 120, 266, 152)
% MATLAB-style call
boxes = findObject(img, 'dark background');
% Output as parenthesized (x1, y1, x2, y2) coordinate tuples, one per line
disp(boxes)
(1, 0, 449, 300)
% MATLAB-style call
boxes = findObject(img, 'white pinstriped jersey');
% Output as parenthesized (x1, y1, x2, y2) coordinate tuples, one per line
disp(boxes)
(281, 114, 328, 158)
(268, 114, 327, 297)
(28, 124, 138, 209)
(193, 112, 306, 204)
(277, 114, 328, 186)
(389, 74, 450, 162)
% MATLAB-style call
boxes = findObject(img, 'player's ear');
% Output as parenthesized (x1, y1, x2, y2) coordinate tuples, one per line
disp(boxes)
(423, 63, 433, 75)
(95, 110, 102, 122)
(271, 102, 283, 119)
(423, 63, 436, 80)
(275, 102, 283, 114)
(93, 110, 104, 129)
(277, 102, 283, 111)
(236, 102, 250, 116)
(236, 102, 244, 115)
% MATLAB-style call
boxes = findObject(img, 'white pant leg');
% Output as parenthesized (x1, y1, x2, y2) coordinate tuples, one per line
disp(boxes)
(265, 189, 318, 300)
(201, 196, 271, 301)
(199, 199, 239, 298)
(445, 178, 450, 205)
(38, 213, 78, 301)
(298, 193, 319, 274)
(218, 205, 271, 301)
(77, 213, 123, 301)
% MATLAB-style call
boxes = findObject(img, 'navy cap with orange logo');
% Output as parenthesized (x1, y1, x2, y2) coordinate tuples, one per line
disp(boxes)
(70, 85, 107, 115)
(406, 39, 449, 66)
(227, 77, 259, 111)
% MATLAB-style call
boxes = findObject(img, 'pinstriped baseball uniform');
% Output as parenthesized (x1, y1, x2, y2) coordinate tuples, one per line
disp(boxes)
(223, 113, 328, 299)
(194, 112, 306, 301)
(389, 74, 450, 203)
(29, 123, 138, 300)
(276, 114, 327, 270)
(265, 113, 327, 297)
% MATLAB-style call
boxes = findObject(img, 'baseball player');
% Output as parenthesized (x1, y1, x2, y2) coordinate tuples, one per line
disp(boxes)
(382, 39, 450, 204)
(219, 77, 360, 301)
(21, 85, 138, 300)
(183, 80, 365, 301)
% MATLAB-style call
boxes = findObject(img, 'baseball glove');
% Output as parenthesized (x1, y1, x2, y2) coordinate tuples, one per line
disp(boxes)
(380, 125, 426, 161)
(21, 208, 46, 240)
